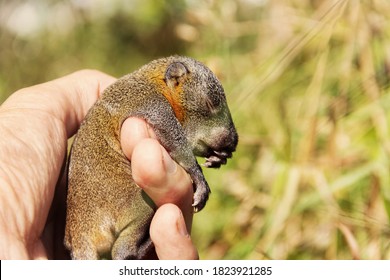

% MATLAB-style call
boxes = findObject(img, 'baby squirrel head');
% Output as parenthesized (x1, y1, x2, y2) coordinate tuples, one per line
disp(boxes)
(162, 56, 238, 168)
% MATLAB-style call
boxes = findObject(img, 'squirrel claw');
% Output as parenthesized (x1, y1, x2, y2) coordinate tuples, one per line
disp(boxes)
(192, 191, 208, 212)
(203, 150, 231, 168)
(191, 174, 210, 212)
(193, 205, 200, 213)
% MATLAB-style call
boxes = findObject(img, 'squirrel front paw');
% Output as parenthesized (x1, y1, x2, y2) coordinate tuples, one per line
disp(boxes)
(203, 150, 232, 168)
(190, 168, 211, 212)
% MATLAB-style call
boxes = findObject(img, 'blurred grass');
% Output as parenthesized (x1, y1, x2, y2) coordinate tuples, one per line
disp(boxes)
(1, 0, 390, 259)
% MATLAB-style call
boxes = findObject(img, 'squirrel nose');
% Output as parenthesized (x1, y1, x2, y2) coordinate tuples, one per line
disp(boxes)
(214, 124, 238, 153)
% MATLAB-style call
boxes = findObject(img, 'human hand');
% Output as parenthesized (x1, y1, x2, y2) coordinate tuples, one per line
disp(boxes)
(0, 70, 198, 259)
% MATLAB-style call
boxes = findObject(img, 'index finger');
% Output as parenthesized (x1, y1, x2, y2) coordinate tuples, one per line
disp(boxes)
(1, 69, 116, 137)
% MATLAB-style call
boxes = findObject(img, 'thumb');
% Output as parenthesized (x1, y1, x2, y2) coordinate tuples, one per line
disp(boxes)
(150, 204, 199, 260)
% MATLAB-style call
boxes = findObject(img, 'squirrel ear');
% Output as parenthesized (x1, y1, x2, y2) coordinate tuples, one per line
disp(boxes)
(165, 62, 189, 88)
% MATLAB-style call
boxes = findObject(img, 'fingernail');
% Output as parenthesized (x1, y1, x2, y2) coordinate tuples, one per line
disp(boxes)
(176, 210, 189, 237)
(132, 118, 148, 135)
(146, 123, 157, 139)
(162, 148, 177, 174)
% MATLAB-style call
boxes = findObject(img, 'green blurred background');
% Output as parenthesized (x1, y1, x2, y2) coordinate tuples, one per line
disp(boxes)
(1, 0, 390, 259)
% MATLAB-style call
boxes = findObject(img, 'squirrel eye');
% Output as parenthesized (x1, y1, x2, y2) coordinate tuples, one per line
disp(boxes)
(206, 98, 213, 110)
(206, 97, 218, 114)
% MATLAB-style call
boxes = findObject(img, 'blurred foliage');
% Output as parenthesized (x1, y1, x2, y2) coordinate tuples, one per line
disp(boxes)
(1, 0, 390, 259)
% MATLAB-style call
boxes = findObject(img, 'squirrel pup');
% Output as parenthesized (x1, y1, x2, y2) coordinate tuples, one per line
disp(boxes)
(64, 56, 238, 259)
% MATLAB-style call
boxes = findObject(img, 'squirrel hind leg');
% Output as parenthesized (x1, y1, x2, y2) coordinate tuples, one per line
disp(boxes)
(68, 237, 100, 260)
(66, 224, 116, 260)
(111, 205, 155, 260)
(111, 226, 154, 260)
